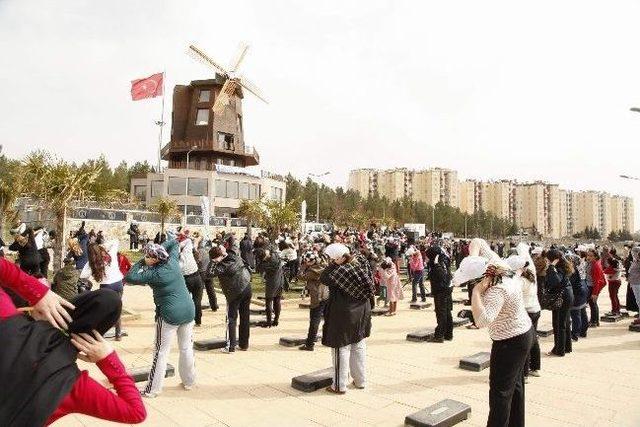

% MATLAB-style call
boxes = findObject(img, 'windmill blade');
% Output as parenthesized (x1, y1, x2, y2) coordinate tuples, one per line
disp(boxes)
(238, 74, 269, 104)
(188, 44, 229, 77)
(212, 80, 237, 113)
(229, 42, 250, 72)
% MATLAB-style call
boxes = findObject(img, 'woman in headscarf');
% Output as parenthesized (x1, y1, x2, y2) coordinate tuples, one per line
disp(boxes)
(0, 257, 146, 425)
(298, 250, 329, 350)
(454, 238, 533, 427)
(125, 237, 196, 397)
(506, 247, 541, 379)
(426, 245, 453, 342)
(321, 243, 375, 395)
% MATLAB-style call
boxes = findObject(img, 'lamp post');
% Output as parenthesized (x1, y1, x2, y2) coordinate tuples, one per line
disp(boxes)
(184, 146, 198, 224)
(309, 172, 330, 223)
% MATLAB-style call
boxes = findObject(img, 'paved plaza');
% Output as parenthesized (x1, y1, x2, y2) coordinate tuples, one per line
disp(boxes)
(59, 285, 640, 427)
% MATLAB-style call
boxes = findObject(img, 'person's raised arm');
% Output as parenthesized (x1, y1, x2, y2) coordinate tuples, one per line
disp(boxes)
(62, 331, 146, 424)
(124, 260, 159, 286)
(0, 258, 74, 329)
(162, 238, 179, 261)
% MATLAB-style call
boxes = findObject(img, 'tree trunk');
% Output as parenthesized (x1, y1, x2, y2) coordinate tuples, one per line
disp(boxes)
(160, 218, 165, 235)
(53, 209, 65, 270)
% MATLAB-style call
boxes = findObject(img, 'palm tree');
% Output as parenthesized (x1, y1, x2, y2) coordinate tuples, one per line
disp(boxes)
(151, 197, 179, 236)
(22, 151, 102, 268)
(0, 155, 23, 238)
(236, 198, 264, 238)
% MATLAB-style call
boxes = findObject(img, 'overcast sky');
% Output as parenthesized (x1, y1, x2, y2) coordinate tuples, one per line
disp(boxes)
(2, 1, 640, 225)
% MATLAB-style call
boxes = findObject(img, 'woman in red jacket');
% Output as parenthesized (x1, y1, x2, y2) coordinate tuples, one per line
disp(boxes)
(0, 257, 146, 425)
(586, 249, 606, 327)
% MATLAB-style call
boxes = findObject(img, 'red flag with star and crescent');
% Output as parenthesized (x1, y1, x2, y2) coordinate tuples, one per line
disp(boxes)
(130, 72, 163, 101)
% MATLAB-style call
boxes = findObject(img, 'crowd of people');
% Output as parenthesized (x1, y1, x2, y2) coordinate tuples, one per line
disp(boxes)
(1, 219, 639, 426)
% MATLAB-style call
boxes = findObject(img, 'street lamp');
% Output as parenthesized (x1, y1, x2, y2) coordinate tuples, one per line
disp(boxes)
(184, 145, 198, 223)
(620, 174, 640, 181)
(309, 172, 330, 223)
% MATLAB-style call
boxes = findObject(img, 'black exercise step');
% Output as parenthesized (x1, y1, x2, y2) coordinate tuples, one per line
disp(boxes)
(629, 324, 640, 332)
(406, 329, 435, 342)
(410, 302, 432, 310)
(279, 336, 321, 347)
(194, 337, 227, 351)
(452, 318, 470, 328)
(371, 307, 388, 316)
(128, 363, 175, 383)
(600, 315, 623, 323)
(250, 308, 266, 315)
(291, 367, 333, 392)
(536, 328, 553, 337)
(405, 399, 471, 427)
(459, 352, 490, 372)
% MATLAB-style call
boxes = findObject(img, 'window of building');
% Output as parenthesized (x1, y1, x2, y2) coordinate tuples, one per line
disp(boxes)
(227, 181, 239, 199)
(249, 183, 260, 200)
(215, 179, 227, 198)
(237, 115, 243, 133)
(239, 182, 249, 199)
(198, 89, 211, 102)
(195, 108, 209, 125)
(217, 132, 235, 150)
(133, 185, 147, 200)
(150, 180, 164, 197)
(168, 177, 186, 195)
(270, 187, 283, 201)
(178, 205, 203, 216)
(188, 178, 208, 196)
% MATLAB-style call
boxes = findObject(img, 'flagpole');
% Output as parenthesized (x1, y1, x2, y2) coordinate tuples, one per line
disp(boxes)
(156, 71, 166, 173)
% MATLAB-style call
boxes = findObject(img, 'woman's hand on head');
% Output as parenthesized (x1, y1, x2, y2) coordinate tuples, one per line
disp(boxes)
(32, 291, 75, 330)
(474, 277, 491, 294)
(71, 330, 113, 363)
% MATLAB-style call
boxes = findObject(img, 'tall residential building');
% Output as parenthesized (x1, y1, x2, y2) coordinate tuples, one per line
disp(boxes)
(347, 167, 634, 238)
(348, 167, 458, 207)
(458, 180, 476, 215)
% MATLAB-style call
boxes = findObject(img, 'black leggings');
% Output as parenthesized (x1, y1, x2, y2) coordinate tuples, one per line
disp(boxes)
(184, 273, 203, 325)
(551, 287, 574, 356)
(488, 329, 534, 427)
(265, 295, 282, 325)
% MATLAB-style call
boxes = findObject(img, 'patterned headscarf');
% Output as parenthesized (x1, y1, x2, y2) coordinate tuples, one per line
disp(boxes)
(143, 242, 169, 262)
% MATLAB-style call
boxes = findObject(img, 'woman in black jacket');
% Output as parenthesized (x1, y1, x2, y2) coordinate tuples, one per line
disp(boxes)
(545, 249, 574, 357)
(321, 243, 374, 395)
(208, 239, 252, 353)
(9, 226, 41, 275)
(255, 247, 283, 327)
(425, 246, 453, 343)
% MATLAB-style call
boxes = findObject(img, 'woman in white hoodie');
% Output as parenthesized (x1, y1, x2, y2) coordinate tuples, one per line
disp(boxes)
(507, 245, 541, 379)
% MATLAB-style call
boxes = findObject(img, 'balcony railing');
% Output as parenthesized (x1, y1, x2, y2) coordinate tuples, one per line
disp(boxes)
(164, 139, 260, 162)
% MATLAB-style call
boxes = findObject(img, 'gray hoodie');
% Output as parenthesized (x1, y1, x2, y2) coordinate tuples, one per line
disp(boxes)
(627, 247, 640, 285)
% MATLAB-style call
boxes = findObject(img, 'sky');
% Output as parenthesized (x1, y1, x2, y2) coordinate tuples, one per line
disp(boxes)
(2, 0, 640, 225)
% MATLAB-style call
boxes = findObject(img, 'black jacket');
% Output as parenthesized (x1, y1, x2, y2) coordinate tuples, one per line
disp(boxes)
(9, 236, 41, 274)
(239, 237, 255, 269)
(207, 245, 251, 303)
(320, 262, 372, 348)
(259, 251, 284, 298)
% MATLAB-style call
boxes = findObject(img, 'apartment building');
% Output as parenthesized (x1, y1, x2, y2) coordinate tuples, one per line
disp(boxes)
(348, 167, 635, 238)
(348, 167, 458, 206)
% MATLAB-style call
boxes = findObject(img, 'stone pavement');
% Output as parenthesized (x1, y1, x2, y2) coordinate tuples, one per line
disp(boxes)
(59, 284, 640, 427)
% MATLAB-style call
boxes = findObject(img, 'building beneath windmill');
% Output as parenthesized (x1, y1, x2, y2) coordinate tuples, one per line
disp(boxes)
(130, 77, 285, 220)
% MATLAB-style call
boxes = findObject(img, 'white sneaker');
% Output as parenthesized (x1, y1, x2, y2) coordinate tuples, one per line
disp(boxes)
(140, 390, 159, 398)
(181, 383, 194, 391)
(529, 370, 540, 377)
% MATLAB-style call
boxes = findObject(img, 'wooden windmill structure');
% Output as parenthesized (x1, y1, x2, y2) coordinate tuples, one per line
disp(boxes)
(188, 43, 268, 113)
(161, 42, 268, 170)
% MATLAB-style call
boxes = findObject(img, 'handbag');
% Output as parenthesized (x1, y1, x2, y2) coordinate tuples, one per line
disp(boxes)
(540, 270, 566, 310)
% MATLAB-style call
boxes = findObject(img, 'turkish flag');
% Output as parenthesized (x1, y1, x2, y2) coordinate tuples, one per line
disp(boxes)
(131, 72, 163, 101)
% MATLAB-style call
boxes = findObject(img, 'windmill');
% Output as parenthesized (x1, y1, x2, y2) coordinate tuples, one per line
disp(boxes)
(188, 43, 268, 113)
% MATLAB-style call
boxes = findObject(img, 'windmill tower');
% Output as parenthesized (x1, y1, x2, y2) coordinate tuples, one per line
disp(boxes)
(162, 42, 268, 170)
